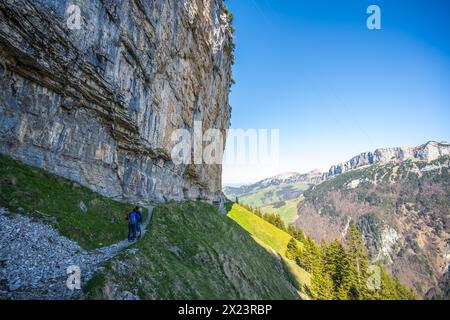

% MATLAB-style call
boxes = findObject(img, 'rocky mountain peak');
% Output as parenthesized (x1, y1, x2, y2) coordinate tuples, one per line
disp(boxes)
(225, 141, 450, 199)
(324, 141, 450, 179)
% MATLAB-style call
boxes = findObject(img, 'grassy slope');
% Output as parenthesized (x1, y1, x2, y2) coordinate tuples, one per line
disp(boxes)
(228, 204, 311, 294)
(1, 155, 303, 299)
(0, 154, 145, 250)
(261, 197, 303, 224)
(238, 182, 307, 206)
(228, 204, 298, 254)
(235, 182, 308, 224)
(85, 201, 299, 300)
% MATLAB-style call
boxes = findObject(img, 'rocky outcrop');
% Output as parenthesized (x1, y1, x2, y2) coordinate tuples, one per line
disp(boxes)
(256, 170, 324, 188)
(0, 0, 233, 203)
(324, 141, 450, 179)
(425, 266, 450, 300)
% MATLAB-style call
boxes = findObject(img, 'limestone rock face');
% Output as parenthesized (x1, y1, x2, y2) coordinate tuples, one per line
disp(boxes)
(0, 0, 233, 203)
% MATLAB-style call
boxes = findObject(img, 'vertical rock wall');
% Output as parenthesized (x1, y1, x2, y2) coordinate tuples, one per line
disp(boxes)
(0, 0, 233, 203)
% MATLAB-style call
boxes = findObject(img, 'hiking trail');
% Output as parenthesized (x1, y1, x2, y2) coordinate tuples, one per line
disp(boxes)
(0, 206, 155, 300)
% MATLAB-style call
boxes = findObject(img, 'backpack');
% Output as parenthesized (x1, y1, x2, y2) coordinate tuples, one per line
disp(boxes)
(129, 212, 137, 225)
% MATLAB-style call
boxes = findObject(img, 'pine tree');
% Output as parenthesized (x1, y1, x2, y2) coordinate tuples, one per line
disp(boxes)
(297, 236, 320, 272)
(287, 225, 296, 238)
(393, 276, 418, 300)
(297, 229, 306, 243)
(370, 264, 392, 300)
(345, 224, 370, 300)
(310, 246, 333, 300)
(322, 239, 348, 297)
(285, 238, 299, 260)
(311, 271, 334, 300)
(336, 283, 349, 300)
(287, 225, 305, 243)
(272, 214, 286, 231)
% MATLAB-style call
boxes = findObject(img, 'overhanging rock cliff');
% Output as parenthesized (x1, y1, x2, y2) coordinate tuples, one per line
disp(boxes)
(0, 0, 233, 203)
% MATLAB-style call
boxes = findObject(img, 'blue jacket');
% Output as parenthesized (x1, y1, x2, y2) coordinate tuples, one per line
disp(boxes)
(128, 212, 137, 225)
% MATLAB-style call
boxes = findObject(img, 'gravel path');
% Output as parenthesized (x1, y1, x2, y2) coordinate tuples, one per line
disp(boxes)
(0, 206, 154, 300)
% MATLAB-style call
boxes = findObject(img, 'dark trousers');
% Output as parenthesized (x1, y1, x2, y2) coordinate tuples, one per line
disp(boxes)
(136, 222, 142, 240)
(128, 223, 136, 241)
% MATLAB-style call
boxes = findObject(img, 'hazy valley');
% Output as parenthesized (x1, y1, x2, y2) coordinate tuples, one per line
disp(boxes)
(224, 141, 450, 298)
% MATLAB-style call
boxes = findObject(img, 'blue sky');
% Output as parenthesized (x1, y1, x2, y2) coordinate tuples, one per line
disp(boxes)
(222, 0, 450, 185)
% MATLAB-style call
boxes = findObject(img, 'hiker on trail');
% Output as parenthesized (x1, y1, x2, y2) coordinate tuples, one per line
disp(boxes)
(126, 208, 138, 242)
(136, 207, 143, 240)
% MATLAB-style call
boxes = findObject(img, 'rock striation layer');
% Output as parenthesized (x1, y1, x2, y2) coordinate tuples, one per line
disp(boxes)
(0, 0, 233, 203)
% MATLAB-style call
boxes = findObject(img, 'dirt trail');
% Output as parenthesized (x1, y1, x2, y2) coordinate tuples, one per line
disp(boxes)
(0, 206, 155, 300)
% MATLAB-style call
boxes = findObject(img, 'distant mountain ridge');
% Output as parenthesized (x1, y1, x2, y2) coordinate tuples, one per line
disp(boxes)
(323, 141, 450, 179)
(224, 141, 450, 195)
(224, 170, 322, 196)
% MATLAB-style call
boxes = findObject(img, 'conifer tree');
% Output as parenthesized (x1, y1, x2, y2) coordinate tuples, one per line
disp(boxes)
(345, 224, 370, 299)
(336, 283, 349, 300)
(322, 239, 348, 297)
(393, 276, 417, 300)
(311, 271, 334, 300)
(295, 228, 305, 243)
(287, 225, 305, 242)
(298, 236, 320, 272)
(310, 246, 333, 300)
(285, 238, 299, 260)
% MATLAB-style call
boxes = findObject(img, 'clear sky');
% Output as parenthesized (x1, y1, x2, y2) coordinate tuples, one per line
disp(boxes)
(222, 0, 450, 185)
